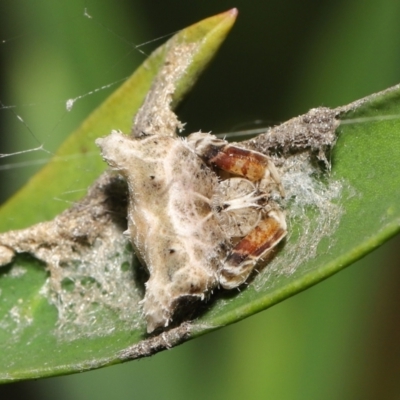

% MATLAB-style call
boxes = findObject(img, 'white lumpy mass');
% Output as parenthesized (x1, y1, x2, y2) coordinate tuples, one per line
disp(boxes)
(96, 131, 228, 332)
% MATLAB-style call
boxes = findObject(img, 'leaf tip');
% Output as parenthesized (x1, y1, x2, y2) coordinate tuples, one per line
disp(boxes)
(212, 7, 239, 26)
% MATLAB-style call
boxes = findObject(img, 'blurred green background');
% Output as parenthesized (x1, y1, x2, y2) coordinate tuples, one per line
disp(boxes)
(1, 0, 400, 399)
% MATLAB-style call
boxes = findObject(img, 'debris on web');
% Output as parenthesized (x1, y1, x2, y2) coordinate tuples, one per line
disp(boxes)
(0, 172, 144, 340)
(241, 107, 345, 290)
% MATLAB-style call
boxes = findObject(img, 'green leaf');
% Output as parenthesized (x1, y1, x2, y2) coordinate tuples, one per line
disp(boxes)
(0, 9, 238, 382)
(1, 10, 400, 383)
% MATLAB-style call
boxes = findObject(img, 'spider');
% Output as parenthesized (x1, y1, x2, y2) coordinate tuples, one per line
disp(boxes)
(96, 129, 286, 333)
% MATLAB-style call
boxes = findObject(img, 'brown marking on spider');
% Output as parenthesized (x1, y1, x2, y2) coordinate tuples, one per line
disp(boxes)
(206, 142, 269, 180)
(189, 132, 284, 195)
(220, 210, 286, 289)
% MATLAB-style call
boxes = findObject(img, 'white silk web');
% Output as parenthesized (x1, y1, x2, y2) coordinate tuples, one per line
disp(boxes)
(0, 2, 398, 339)
(0, 1, 173, 207)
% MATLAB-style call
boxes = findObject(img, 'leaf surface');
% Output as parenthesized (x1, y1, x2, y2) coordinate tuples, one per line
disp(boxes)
(1, 10, 400, 383)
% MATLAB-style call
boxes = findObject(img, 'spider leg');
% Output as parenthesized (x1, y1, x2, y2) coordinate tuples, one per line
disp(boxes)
(219, 210, 287, 289)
